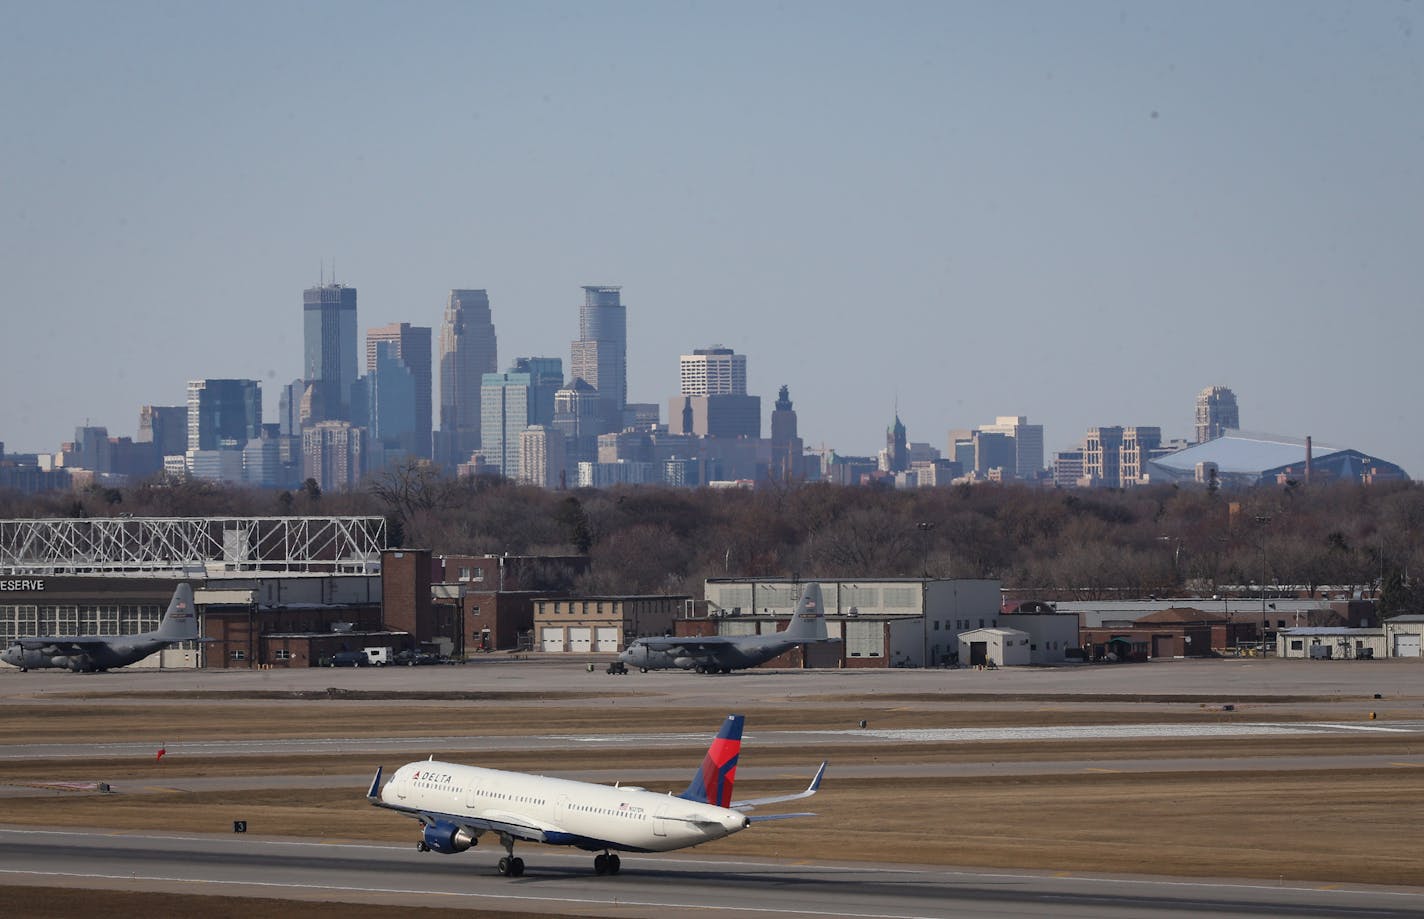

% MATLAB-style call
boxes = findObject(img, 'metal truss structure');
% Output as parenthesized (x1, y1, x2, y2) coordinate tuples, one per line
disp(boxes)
(0, 516, 387, 576)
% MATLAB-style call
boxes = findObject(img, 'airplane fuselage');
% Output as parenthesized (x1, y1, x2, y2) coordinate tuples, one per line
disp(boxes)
(1, 638, 169, 672)
(381, 760, 748, 853)
(619, 638, 798, 672)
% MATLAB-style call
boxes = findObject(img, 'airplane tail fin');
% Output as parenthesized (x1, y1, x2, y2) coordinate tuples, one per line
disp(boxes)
(677, 714, 743, 807)
(781, 582, 828, 642)
(153, 584, 201, 641)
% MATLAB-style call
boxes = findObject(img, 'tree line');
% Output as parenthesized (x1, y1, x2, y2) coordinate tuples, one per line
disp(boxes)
(5, 466, 1422, 614)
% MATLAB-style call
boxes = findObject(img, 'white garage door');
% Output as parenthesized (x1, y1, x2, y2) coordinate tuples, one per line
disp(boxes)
(1394, 633, 1421, 658)
(541, 627, 565, 653)
(595, 627, 619, 651)
(568, 627, 593, 652)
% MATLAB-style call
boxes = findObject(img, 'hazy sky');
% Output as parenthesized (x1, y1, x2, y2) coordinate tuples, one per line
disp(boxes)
(2, 2, 1420, 475)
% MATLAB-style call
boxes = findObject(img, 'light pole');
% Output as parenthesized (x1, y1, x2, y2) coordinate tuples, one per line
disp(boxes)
(917, 522, 935, 579)
(1157, 536, 1182, 592)
(1255, 515, 1271, 655)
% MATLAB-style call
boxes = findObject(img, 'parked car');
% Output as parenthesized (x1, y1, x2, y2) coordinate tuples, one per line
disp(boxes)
(393, 649, 441, 666)
(326, 650, 371, 667)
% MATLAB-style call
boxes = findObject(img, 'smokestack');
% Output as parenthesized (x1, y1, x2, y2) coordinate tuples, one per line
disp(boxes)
(1305, 435, 1312, 484)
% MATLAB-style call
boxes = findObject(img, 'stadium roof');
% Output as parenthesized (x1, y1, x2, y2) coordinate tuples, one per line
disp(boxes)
(1150, 432, 1346, 475)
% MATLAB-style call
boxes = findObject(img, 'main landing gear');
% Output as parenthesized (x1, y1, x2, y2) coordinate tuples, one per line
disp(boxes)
(497, 833, 525, 877)
(488, 834, 621, 878)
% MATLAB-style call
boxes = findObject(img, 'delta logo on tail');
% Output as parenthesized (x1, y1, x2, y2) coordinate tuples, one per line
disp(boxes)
(681, 714, 743, 807)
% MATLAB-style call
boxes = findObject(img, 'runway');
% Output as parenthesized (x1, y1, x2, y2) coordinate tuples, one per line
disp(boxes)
(2, 827, 1422, 918)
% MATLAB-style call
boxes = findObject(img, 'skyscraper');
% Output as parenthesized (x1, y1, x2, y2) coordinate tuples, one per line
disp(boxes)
(302, 283, 358, 422)
(367, 322, 433, 458)
(976, 416, 1045, 480)
(1195, 386, 1240, 443)
(519, 425, 567, 489)
(479, 370, 532, 476)
(366, 340, 418, 462)
(302, 420, 365, 492)
(510, 357, 564, 428)
(885, 413, 909, 473)
(569, 286, 627, 432)
(769, 385, 804, 482)
(680, 346, 746, 395)
(186, 379, 262, 451)
(438, 290, 498, 466)
(553, 378, 601, 469)
(137, 405, 187, 457)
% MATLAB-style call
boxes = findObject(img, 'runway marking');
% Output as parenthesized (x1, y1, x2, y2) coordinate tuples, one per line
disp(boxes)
(1300, 723, 1412, 733)
(5, 827, 1424, 905)
(1388, 762, 1424, 768)
(0, 867, 976, 919)
(1082, 768, 1119, 773)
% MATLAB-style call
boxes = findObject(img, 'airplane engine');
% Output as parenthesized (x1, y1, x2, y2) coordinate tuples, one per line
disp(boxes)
(422, 821, 478, 854)
(672, 656, 698, 670)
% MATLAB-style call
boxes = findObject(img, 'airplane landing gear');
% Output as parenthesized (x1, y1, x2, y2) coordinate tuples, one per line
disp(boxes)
(594, 851, 621, 875)
(496, 833, 525, 877)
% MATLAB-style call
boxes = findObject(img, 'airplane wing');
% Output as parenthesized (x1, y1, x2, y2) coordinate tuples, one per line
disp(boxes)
(365, 767, 558, 843)
(633, 636, 733, 652)
(9, 636, 112, 653)
(730, 762, 827, 812)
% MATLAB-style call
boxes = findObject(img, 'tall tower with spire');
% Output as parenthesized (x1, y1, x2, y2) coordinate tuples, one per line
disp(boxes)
(770, 385, 804, 482)
(886, 411, 908, 473)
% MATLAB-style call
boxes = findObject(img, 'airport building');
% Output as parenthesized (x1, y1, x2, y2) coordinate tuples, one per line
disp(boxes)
(532, 595, 687, 654)
(697, 577, 1006, 668)
(0, 516, 390, 670)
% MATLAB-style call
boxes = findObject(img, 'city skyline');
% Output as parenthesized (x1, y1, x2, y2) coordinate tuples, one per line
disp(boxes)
(2, 3, 1420, 475)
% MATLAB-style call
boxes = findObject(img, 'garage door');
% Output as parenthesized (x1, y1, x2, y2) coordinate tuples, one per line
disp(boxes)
(568, 627, 593, 652)
(1394, 633, 1421, 658)
(595, 627, 620, 651)
(540, 627, 565, 653)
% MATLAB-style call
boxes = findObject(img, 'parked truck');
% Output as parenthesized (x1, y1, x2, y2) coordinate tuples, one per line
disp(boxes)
(363, 646, 393, 666)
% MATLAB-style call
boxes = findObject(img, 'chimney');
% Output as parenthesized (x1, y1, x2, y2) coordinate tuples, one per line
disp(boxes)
(1305, 436, 1312, 484)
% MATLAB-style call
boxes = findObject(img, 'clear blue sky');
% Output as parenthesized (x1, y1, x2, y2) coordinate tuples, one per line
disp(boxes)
(2, 1, 1420, 474)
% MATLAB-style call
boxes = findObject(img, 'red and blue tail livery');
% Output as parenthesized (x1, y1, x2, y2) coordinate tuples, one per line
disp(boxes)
(678, 713, 744, 807)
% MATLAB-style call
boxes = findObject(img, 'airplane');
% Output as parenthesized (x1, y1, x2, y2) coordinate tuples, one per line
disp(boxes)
(1, 583, 205, 672)
(618, 581, 834, 673)
(367, 713, 826, 877)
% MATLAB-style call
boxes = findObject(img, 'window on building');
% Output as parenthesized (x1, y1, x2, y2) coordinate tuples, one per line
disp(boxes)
(231, 650, 246, 661)
(458, 567, 472, 582)
(273, 649, 291, 660)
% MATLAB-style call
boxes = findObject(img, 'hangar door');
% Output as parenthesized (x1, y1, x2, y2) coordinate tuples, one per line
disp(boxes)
(1394, 633, 1421, 658)
(541, 627, 565, 652)
(568, 627, 593, 652)
(594, 627, 620, 651)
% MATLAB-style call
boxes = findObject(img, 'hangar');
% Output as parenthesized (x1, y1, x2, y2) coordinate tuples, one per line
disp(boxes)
(699, 577, 1003, 668)
(0, 515, 389, 670)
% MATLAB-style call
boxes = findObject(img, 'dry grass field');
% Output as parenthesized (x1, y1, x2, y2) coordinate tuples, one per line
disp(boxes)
(4, 679, 1424, 915)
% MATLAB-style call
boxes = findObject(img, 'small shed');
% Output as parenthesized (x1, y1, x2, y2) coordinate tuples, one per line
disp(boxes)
(1382, 615, 1424, 658)
(1276, 627, 1385, 660)
(958, 627, 1031, 667)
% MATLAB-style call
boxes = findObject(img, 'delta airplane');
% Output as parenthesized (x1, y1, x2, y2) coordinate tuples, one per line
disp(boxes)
(1, 583, 204, 672)
(618, 581, 834, 673)
(367, 714, 826, 877)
